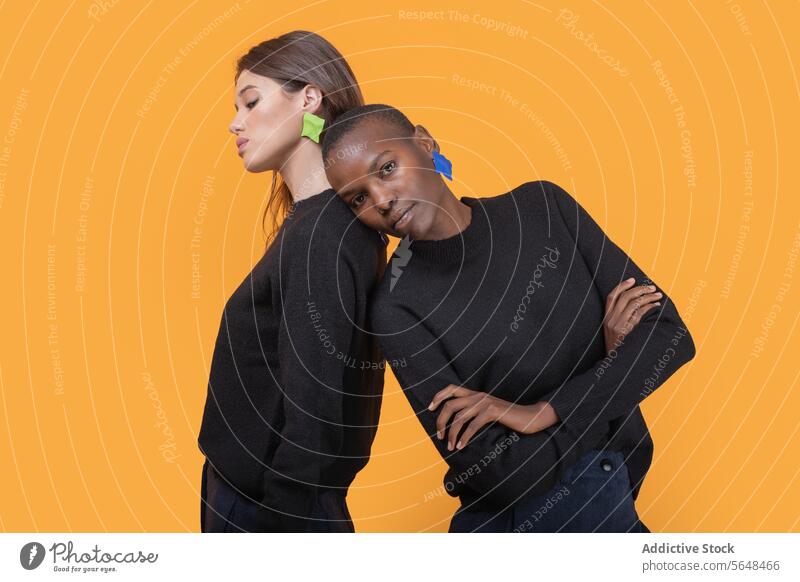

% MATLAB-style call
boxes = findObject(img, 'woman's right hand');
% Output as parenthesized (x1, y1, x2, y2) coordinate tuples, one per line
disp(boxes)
(603, 278, 662, 354)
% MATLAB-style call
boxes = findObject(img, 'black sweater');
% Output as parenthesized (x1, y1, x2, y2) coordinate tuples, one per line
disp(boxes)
(197, 188, 386, 531)
(370, 180, 695, 509)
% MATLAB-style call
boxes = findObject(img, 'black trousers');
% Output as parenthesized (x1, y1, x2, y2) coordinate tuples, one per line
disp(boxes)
(200, 459, 354, 533)
(449, 449, 651, 533)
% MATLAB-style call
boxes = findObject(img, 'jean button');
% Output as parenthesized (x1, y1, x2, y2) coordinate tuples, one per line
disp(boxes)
(600, 459, 613, 472)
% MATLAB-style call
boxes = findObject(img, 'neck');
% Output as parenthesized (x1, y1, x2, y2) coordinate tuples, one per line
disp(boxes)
(278, 139, 332, 203)
(418, 184, 472, 241)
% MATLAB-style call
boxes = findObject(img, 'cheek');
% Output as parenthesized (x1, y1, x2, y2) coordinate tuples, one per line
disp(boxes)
(252, 108, 293, 142)
(246, 110, 299, 166)
(397, 165, 432, 199)
(357, 208, 384, 233)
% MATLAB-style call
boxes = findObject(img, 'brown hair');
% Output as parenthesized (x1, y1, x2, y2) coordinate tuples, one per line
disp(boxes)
(235, 30, 364, 249)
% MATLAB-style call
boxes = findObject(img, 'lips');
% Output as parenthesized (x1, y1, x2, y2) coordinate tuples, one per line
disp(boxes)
(391, 203, 416, 233)
(236, 137, 249, 153)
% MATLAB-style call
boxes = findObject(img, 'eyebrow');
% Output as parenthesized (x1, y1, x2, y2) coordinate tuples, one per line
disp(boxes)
(339, 150, 391, 198)
(237, 84, 257, 96)
(368, 150, 391, 175)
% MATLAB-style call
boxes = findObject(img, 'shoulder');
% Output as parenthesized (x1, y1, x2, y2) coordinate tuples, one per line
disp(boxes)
(510, 180, 577, 215)
(468, 180, 575, 220)
(282, 194, 387, 266)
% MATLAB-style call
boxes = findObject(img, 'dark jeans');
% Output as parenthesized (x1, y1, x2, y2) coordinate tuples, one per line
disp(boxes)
(200, 459, 354, 533)
(449, 449, 650, 533)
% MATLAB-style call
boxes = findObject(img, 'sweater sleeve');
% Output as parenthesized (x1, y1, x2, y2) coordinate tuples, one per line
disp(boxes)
(534, 180, 696, 429)
(373, 302, 613, 508)
(259, 228, 364, 531)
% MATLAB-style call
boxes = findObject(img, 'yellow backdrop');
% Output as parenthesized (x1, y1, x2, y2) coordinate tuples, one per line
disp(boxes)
(1, 0, 798, 532)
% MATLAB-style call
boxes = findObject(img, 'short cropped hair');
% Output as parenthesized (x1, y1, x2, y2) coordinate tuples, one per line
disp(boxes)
(321, 103, 415, 162)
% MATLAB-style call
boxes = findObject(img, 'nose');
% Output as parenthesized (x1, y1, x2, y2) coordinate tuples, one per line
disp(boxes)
(371, 187, 395, 215)
(229, 115, 244, 135)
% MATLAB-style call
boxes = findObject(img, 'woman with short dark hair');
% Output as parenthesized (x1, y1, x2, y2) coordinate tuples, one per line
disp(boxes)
(322, 103, 694, 532)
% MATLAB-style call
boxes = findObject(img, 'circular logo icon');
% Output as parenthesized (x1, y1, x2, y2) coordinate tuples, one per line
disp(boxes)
(20, 542, 46, 570)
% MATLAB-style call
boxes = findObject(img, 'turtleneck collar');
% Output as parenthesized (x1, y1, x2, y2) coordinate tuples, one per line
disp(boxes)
(405, 197, 488, 264)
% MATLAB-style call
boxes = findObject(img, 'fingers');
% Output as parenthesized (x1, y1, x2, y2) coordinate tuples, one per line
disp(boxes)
(618, 284, 659, 308)
(435, 395, 476, 440)
(606, 278, 636, 311)
(455, 410, 494, 449)
(620, 292, 662, 324)
(612, 283, 660, 328)
(429, 384, 473, 411)
(627, 301, 660, 327)
(447, 404, 482, 451)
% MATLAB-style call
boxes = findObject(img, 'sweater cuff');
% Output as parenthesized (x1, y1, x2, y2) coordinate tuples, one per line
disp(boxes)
(539, 381, 599, 430)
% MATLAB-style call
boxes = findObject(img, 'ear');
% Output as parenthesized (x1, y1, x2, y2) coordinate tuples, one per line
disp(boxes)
(413, 124, 438, 154)
(300, 84, 324, 115)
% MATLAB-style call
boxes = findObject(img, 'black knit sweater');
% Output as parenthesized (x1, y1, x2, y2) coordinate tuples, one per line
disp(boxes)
(197, 188, 386, 531)
(370, 180, 695, 509)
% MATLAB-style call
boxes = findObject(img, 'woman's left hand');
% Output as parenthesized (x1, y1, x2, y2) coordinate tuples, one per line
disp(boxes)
(603, 278, 662, 353)
(428, 385, 558, 450)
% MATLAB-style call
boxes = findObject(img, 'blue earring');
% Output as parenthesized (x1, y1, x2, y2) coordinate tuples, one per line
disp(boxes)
(432, 150, 453, 181)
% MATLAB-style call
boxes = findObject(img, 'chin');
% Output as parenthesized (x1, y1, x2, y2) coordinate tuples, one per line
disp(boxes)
(243, 157, 272, 173)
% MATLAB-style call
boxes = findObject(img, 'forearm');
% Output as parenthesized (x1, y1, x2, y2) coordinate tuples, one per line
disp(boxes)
(435, 407, 610, 506)
(493, 400, 560, 434)
(539, 180, 696, 428)
(543, 308, 694, 428)
(401, 372, 610, 507)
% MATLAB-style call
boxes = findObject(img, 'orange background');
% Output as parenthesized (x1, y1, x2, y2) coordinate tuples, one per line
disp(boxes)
(0, 0, 798, 532)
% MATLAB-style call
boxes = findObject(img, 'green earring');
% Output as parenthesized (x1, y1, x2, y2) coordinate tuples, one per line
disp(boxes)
(301, 111, 325, 143)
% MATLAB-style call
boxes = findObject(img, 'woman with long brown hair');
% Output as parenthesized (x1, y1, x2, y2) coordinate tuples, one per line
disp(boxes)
(197, 31, 386, 532)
